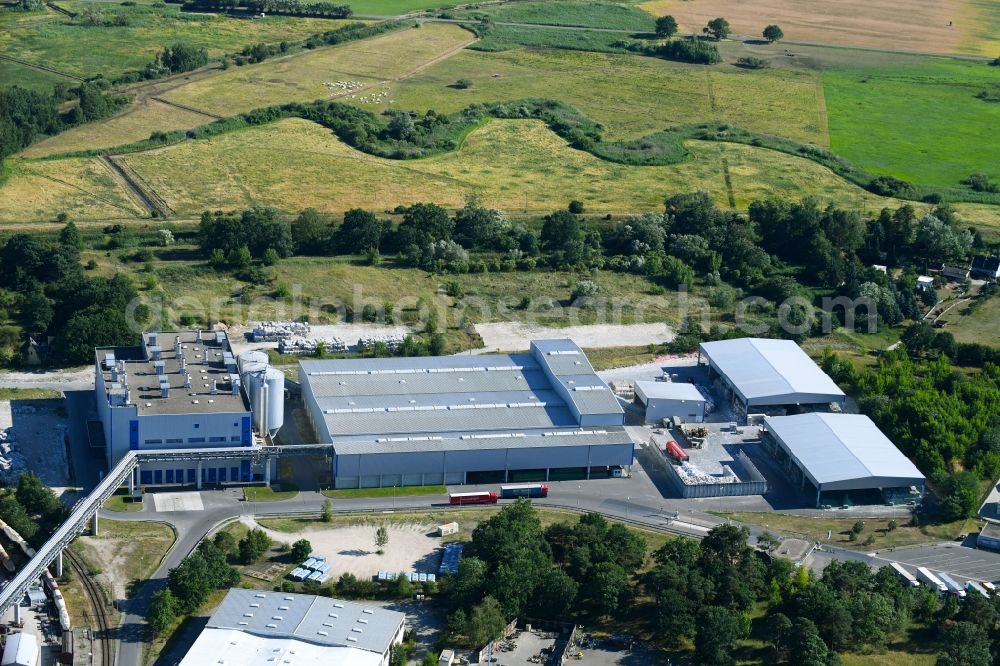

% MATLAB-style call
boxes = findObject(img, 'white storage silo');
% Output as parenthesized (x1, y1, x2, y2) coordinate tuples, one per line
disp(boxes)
(265, 368, 285, 435)
(241, 361, 268, 430)
(237, 350, 269, 372)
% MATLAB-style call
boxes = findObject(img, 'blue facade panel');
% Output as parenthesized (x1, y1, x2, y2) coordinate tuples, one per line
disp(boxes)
(129, 420, 139, 450)
(240, 460, 251, 482)
(241, 416, 252, 446)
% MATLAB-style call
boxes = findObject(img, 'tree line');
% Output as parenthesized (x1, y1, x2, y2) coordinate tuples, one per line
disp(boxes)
(0, 223, 144, 366)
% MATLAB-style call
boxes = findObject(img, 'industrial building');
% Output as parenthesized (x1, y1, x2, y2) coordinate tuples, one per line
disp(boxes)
(698, 338, 846, 418)
(179, 589, 405, 666)
(762, 413, 925, 508)
(634, 381, 706, 424)
(95, 330, 284, 486)
(301, 339, 633, 488)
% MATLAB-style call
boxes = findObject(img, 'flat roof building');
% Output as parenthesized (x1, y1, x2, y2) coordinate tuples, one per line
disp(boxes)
(634, 381, 706, 424)
(698, 338, 845, 417)
(763, 413, 925, 508)
(301, 340, 633, 488)
(95, 330, 272, 488)
(179, 589, 405, 666)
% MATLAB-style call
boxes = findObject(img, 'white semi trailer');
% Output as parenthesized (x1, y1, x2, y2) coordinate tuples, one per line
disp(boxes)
(916, 567, 948, 594)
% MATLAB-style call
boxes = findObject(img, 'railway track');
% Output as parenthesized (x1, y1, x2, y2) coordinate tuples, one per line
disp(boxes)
(64, 549, 115, 666)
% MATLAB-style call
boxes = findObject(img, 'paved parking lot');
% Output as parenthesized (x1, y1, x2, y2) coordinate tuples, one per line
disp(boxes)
(875, 544, 1000, 583)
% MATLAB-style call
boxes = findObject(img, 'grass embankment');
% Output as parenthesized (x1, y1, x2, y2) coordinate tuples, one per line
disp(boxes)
(0, 388, 61, 400)
(824, 58, 1000, 190)
(0, 2, 339, 84)
(584, 345, 665, 370)
(104, 492, 143, 512)
(244, 482, 299, 501)
(716, 512, 977, 551)
(321, 485, 447, 498)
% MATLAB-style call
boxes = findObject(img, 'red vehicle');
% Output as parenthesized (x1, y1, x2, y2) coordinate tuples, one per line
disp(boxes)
(665, 440, 689, 464)
(449, 491, 499, 505)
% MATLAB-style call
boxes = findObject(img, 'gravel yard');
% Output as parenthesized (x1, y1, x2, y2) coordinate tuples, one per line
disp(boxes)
(243, 519, 444, 579)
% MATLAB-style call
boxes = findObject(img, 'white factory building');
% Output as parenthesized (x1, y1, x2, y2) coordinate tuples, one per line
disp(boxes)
(762, 413, 925, 508)
(179, 590, 405, 666)
(634, 381, 706, 424)
(698, 338, 846, 418)
(301, 339, 633, 488)
(94, 330, 284, 487)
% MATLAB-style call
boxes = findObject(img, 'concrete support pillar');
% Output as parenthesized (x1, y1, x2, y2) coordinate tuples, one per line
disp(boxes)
(545, 468, 550, 481)
(264, 457, 271, 485)
(129, 466, 136, 494)
(13, 603, 21, 625)
(55, 550, 63, 578)
(197, 460, 203, 490)
(91, 512, 99, 536)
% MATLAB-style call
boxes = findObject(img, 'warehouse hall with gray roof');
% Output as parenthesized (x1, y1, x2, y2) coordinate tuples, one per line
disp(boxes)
(301, 339, 632, 488)
(762, 413, 925, 508)
(179, 589, 405, 666)
(698, 338, 846, 418)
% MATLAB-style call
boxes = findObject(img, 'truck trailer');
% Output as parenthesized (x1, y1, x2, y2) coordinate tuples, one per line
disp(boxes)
(449, 491, 498, 505)
(937, 572, 967, 599)
(890, 562, 919, 588)
(966, 580, 991, 598)
(916, 567, 948, 594)
(500, 484, 549, 499)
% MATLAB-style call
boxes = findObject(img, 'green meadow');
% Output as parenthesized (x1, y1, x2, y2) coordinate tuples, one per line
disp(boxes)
(823, 57, 1000, 189)
(452, 0, 655, 31)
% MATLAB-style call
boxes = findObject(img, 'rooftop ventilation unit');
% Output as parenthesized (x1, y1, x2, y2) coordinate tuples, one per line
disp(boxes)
(154, 360, 165, 376)
(148, 331, 158, 346)
(160, 381, 169, 399)
(151, 346, 162, 361)
(211, 381, 218, 395)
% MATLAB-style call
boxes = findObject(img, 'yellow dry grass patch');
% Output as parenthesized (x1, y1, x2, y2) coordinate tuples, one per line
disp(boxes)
(0, 158, 147, 224)
(118, 117, 909, 217)
(22, 99, 212, 158)
(162, 23, 474, 117)
(638, 0, 978, 55)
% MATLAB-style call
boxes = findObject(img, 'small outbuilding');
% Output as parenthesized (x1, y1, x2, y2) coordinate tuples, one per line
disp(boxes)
(916, 276, 934, 291)
(634, 381, 706, 424)
(971, 256, 1000, 280)
(977, 522, 1000, 552)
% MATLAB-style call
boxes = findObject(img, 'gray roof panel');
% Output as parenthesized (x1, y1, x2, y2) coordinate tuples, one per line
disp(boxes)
(333, 428, 634, 456)
(700, 338, 845, 404)
(764, 413, 925, 488)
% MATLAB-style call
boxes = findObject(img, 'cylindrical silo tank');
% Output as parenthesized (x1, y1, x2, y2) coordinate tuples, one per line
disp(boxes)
(241, 361, 268, 427)
(265, 368, 285, 435)
(238, 350, 269, 372)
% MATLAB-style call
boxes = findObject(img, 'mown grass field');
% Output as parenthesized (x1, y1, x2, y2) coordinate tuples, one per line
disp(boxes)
(161, 22, 473, 116)
(824, 58, 1000, 188)
(381, 48, 827, 143)
(0, 3, 341, 83)
(112, 118, 911, 218)
(469, 24, 630, 53)
(453, 0, 655, 31)
(346, 0, 455, 14)
(22, 99, 212, 158)
(948, 295, 1000, 347)
(0, 57, 69, 92)
(0, 157, 146, 223)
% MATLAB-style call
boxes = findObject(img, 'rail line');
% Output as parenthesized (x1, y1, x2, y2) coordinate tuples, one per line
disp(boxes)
(64, 549, 115, 666)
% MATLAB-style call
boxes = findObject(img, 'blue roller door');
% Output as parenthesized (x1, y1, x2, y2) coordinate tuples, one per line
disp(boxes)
(218, 467, 227, 482)
(154, 470, 162, 484)
(207, 467, 217, 483)
(240, 460, 251, 481)
(187, 469, 196, 483)
(140, 470, 152, 485)
(166, 470, 174, 484)
(231, 466, 239, 481)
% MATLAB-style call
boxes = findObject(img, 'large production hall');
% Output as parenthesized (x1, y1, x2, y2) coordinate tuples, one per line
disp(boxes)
(698, 337, 846, 419)
(762, 413, 926, 508)
(300, 339, 633, 488)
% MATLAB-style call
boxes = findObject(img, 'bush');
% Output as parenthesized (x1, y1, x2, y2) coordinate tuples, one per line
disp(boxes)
(568, 200, 585, 214)
(656, 39, 722, 64)
(238, 528, 273, 564)
(735, 56, 769, 69)
(453, 78, 472, 89)
(571, 280, 601, 302)
(962, 173, 999, 193)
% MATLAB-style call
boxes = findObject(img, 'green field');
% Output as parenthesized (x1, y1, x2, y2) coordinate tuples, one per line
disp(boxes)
(469, 24, 631, 53)
(0, 3, 341, 83)
(0, 58, 69, 92)
(824, 58, 1000, 189)
(346, 0, 455, 14)
(453, 0, 655, 31)
(382, 48, 827, 143)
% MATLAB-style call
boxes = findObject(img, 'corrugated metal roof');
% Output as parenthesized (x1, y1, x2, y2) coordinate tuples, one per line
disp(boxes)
(764, 413, 925, 486)
(205, 589, 402, 654)
(305, 367, 550, 398)
(179, 628, 382, 666)
(635, 381, 705, 402)
(333, 428, 633, 456)
(700, 338, 845, 403)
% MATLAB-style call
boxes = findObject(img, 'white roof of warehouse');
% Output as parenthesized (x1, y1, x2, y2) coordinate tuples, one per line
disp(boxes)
(764, 413, 925, 490)
(634, 381, 705, 403)
(179, 628, 382, 666)
(699, 338, 845, 405)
